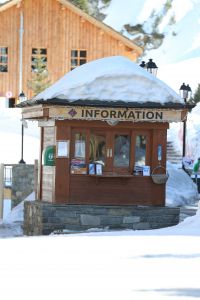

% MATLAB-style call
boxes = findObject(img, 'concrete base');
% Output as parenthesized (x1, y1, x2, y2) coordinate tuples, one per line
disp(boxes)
(24, 201, 180, 236)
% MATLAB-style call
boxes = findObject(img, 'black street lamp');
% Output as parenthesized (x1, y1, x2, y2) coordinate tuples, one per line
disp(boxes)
(139, 58, 158, 76)
(18, 91, 27, 164)
(179, 83, 192, 102)
(179, 83, 192, 168)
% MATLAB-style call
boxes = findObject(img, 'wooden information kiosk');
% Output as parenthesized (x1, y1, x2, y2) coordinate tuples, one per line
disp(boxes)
(20, 56, 189, 234)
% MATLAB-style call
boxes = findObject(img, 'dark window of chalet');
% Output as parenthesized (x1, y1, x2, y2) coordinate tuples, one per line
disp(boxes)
(0, 47, 8, 72)
(31, 48, 47, 71)
(71, 50, 87, 70)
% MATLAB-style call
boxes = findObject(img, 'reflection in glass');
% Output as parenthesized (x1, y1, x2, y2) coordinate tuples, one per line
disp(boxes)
(90, 134, 106, 164)
(80, 50, 87, 57)
(80, 59, 86, 65)
(0, 65, 7, 72)
(71, 59, 78, 66)
(135, 135, 146, 166)
(71, 50, 78, 57)
(74, 133, 86, 158)
(0, 47, 8, 55)
(114, 135, 130, 167)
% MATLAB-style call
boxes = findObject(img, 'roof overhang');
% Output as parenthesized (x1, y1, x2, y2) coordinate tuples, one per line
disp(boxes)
(0, 0, 20, 10)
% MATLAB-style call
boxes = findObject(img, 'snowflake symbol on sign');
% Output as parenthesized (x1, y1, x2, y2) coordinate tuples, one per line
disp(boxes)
(68, 109, 77, 117)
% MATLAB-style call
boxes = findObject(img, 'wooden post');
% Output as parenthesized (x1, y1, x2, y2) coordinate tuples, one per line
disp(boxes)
(34, 159, 38, 200)
(0, 164, 4, 219)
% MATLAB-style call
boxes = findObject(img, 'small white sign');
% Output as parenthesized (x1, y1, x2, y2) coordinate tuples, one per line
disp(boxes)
(96, 164, 103, 175)
(143, 166, 150, 176)
(56, 140, 69, 158)
(6, 91, 12, 98)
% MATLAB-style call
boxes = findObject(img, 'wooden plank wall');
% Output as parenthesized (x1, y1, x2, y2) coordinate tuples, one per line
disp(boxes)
(41, 126, 55, 202)
(0, 0, 139, 99)
(0, 5, 19, 97)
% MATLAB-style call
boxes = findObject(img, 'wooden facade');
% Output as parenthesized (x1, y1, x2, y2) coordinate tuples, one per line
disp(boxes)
(0, 0, 142, 101)
(21, 103, 187, 206)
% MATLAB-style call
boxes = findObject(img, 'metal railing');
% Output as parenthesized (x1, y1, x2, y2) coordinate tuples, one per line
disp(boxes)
(4, 164, 13, 187)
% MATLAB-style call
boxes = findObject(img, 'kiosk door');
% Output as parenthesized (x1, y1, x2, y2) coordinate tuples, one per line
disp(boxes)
(89, 130, 131, 173)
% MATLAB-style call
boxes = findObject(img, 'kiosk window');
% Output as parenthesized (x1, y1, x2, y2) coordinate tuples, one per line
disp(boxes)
(74, 133, 86, 158)
(90, 133, 106, 163)
(114, 135, 130, 167)
(135, 135, 146, 166)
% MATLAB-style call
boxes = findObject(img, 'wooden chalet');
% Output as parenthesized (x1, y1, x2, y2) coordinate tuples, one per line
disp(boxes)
(19, 56, 189, 208)
(0, 0, 142, 104)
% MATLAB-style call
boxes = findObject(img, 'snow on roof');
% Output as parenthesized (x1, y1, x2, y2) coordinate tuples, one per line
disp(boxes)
(34, 56, 184, 105)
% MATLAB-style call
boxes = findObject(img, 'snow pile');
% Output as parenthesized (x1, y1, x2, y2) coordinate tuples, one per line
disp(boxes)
(4, 192, 35, 224)
(166, 162, 198, 207)
(0, 192, 35, 237)
(34, 56, 183, 104)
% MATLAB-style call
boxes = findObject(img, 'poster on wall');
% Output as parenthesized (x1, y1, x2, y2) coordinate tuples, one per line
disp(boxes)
(56, 140, 69, 158)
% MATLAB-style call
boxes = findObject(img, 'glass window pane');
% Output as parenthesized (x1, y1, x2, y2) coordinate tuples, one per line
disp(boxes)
(114, 135, 130, 167)
(80, 50, 87, 57)
(74, 133, 86, 158)
(71, 50, 78, 57)
(80, 59, 86, 65)
(0, 47, 7, 55)
(2, 56, 7, 63)
(0, 56, 4, 63)
(0, 65, 8, 72)
(71, 59, 78, 66)
(90, 134, 106, 164)
(135, 135, 146, 166)
(32, 48, 38, 54)
(40, 48, 47, 55)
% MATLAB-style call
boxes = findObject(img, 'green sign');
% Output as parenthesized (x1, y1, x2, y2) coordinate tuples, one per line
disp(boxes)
(43, 145, 55, 166)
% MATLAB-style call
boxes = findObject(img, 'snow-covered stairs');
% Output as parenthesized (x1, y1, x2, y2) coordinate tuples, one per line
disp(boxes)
(167, 141, 182, 165)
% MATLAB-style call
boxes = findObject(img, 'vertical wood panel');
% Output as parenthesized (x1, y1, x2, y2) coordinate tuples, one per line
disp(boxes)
(41, 125, 55, 202)
(0, 0, 140, 100)
(55, 122, 71, 203)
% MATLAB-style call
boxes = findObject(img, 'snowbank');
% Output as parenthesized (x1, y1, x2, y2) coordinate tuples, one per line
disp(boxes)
(166, 162, 198, 207)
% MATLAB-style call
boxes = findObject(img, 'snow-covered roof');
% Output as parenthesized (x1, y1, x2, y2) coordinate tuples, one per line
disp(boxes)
(32, 56, 184, 106)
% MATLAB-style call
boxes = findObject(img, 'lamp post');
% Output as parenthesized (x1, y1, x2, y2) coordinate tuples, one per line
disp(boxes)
(18, 91, 27, 164)
(139, 58, 158, 76)
(179, 83, 192, 168)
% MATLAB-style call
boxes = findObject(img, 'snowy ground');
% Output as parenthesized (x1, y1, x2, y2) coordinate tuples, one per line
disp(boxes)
(0, 167, 200, 300)
(0, 208, 200, 300)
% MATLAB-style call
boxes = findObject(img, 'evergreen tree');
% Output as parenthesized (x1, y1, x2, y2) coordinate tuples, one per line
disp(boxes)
(189, 84, 200, 105)
(123, 0, 176, 54)
(28, 49, 51, 96)
(69, 0, 89, 13)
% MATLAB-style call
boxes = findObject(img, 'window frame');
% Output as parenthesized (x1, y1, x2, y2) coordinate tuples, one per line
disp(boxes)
(70, 49, 87, 70)
(31, 47, 47, 72)
(70, 128, 151, 175)
(0, 47, 8, 73)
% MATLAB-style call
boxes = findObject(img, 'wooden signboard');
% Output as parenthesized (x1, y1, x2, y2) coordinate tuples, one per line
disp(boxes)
(49, 106, 184, 123)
